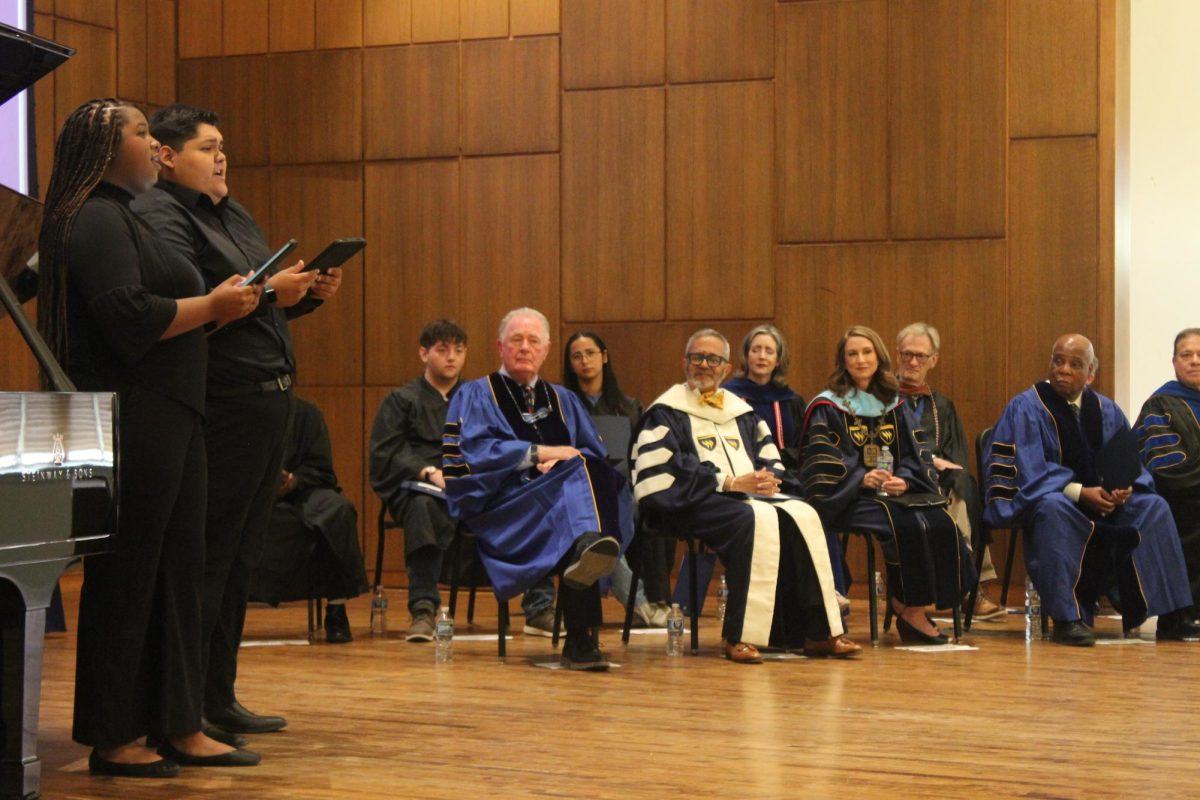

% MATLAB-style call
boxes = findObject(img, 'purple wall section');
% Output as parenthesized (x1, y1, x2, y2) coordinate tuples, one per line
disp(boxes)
(0, 0, 29, 193)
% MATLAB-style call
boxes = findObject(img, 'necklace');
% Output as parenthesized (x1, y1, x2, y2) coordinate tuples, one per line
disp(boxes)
(850, 413, 886, 467)
(500, 376, 550, 438)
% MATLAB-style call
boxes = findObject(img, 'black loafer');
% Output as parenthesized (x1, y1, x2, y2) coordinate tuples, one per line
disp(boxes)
(205, 701, 287, 734)
(560, 633, 610, 671)
(88, 750, 180, 778)
(202, 719, 249, 748)
(1051, 619, 1096, 647)
(1156, 612, 1200, 642)
(325, 603, 353, 643)
(156, 742, 261, 767)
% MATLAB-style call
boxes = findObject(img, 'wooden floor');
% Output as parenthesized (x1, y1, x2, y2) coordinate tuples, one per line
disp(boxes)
(34, 574, 1200, 799)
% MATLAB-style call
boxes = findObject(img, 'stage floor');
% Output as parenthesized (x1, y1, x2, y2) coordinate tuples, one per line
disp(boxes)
(35, 574, 1200, 799)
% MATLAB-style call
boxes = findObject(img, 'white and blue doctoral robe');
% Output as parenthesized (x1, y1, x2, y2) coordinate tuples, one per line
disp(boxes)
(632, 383, 843, 647)
(985, 382, 1190, 626)
(442, 372, 633, 601)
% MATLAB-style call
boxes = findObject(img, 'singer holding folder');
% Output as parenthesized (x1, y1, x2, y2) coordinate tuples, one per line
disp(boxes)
(984, 333, 1200, 646)
(132, 104, 342, 741)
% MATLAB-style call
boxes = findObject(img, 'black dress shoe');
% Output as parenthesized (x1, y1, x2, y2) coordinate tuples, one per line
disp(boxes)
(560, 632, 610, 671)
(562, 533, 620, 590)
(325, 602, 353, 643)
(1051, 619, 1096, 647)
(896, 615, 950, 645)
(1156, 611, 1200, 642)
(88, 750, 180, 778)
(205, 701, 287, 734)
(202, 719, 249, 748)
(157, 742, 261, 767)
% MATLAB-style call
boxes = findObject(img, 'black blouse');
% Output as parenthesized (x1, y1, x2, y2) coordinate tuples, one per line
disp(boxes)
(65, 182, 207, 414)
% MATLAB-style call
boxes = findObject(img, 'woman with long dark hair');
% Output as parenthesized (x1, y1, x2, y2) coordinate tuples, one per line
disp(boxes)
(37, 99, 260, 776)
(798, 325, 975, 643)
(563, 331, 669, 626)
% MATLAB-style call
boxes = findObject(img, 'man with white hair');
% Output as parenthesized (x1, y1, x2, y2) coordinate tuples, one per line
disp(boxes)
(442, 308, 633, 670)
(894, 322, 1003, 621)
(984, 333, 1198, 646)
(631, 329, 859, 663)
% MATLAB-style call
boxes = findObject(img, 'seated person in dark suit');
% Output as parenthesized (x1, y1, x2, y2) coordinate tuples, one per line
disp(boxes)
(251, 397, 367, 643)
(370, 319, 555, 643)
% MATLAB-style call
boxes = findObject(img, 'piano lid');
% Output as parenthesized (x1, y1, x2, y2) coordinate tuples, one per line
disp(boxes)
(0, 21, 72, 107)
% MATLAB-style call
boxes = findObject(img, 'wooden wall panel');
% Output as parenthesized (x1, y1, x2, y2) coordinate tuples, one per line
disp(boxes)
(223, 0, 269, 55)
(55, 0, 116, 26)
(511, 0, 557, 36)
(363, 0, 411, 45)
(363, 44, 459, 160)
(462, 37, 558, 155)
(1007, 137, 1099, 398)
(268, 50, 363, 163)
(889, 0, 1005, 239)
(777, 0, 887, 243)
(775, 240, 1008, 443)
(146, 0, 176, 105)
(461, 0, 508, 39)
(0, 303, 41, 391)
(235, 166, 272, 239)
(412, 0, 459, 42)
(271, 165, 366, 387)
(116, 0, 147, 101)
(364, 161, 461, 386)
(561, 87, 664, 323)
(666, 81, 773, 321)
(270, 0, 317, 52)
(561, 0, 665, 90)
(461, 156, 559, 346)
(296, 386, 366, 547)
(177, 56, 271, 166)
(1010, 0, 1098, 138)
(52, 21, 116, 133)
(316, 0, 364, 49)
(665, 0, 773, 84)
(178, 0, 222, 58)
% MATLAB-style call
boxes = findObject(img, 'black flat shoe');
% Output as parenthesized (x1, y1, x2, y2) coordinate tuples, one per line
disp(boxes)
(88, 750, 180, 778)
(896, 615, 950, 645)
(202, 719, 249, 748)
(156, 742, 261, 767)
(205, 701, 287, 733)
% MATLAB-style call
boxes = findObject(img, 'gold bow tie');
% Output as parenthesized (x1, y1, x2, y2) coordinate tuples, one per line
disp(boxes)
(700, 390, 724, 409)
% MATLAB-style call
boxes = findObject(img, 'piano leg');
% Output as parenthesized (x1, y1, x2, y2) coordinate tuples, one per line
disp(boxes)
(0, 603, 45, 800)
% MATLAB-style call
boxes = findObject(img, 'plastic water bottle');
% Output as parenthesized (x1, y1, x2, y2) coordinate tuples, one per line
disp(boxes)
(435, 607, 454, 663)
(1024, 577, 1041, 643)
(874, 571, 885, 606)
(369, 587, 388, 635)
(716, 575, 728, 622)
(666, 603, 685, 656)
(875, 446, 893, 496)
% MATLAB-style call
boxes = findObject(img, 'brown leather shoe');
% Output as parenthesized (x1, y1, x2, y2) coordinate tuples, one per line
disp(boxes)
(802, 635, 862, 659)
(721, 640, 763, 664)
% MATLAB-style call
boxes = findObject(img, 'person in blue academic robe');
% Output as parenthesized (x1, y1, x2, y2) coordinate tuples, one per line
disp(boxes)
(633, 329, 859, 663)
(985, 333, 1198, 646)
(442, 308, 633, 670)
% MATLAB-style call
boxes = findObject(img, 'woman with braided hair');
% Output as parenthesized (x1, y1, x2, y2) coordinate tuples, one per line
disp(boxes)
(37, 99, 261, 776)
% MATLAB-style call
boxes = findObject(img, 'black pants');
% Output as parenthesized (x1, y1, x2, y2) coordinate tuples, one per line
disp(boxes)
(73, 389, 205, 747)
(201, 389, 292, 712)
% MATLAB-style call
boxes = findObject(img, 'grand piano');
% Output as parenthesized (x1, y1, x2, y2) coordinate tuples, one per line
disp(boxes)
(1, 22, 116, 800)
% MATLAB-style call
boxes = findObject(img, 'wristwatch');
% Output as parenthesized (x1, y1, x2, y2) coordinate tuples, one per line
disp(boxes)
(530, 444, 539, 465)
(263, 284, 278, 304)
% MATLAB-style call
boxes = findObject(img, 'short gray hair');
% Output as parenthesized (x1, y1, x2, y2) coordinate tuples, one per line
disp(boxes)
(685, 328, 730, 359)
(498, 307, 550, 342)
(896, 322, 940, 353)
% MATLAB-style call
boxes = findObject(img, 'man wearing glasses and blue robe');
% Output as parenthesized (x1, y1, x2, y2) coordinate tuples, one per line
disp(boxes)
(442, 307, 633, 670)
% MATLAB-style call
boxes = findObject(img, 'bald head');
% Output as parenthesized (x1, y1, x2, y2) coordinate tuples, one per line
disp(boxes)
(1048, 333, 1097, 400)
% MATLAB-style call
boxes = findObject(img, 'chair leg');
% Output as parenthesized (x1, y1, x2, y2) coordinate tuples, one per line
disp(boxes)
(952, 601, 962, 641)
(866, 539, 879, 644)
(1000, 531, 1019, 607)
(467, 541, 482, 624)
(371, 515, 387, 629)
(964, 529, 990, 632)
(497, 598, 509, 660)
(622, 543, 642, 644)
(447, 535, 461, 620)
(307, 597, 316, 640)
(688, 539, 700, 655)
(552, 597, 563, 648)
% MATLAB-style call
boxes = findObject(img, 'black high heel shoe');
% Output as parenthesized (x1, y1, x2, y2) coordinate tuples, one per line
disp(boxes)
(896, 614, 950, 645)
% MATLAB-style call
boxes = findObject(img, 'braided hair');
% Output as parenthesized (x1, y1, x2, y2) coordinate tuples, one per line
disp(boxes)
(36, 98, 129, 374)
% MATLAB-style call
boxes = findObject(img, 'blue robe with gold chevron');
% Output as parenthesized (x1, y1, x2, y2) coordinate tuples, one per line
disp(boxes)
(985, 382, 1189, 626)
(633, 383, 844, 647)
(442, 373, 633, 601)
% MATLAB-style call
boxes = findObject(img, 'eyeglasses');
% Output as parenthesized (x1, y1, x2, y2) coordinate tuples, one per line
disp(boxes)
(898, 351, 933, 364)
(686, 352, 728, 367)
(570, 348, 602, 362)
